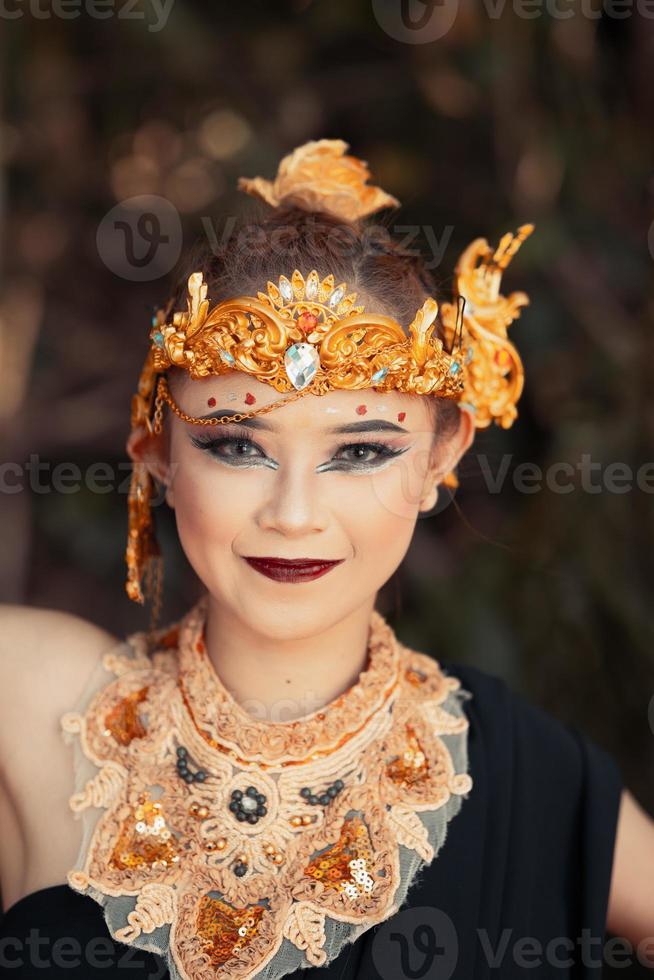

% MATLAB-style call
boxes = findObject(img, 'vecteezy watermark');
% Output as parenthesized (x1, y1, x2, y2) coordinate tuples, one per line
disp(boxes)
(477, 453, 654, 495)
(200, 214, 454, 271)
(96, 195, 182, 281)
(0, 0, 174, 31)
(0, 931, 168, 976)
(371, 0, 654, 44)
(0, 456, 173, 502)
(371, 908, 654, 975)
(2, 453, 654, 503)
(97, 204, 455, 281)
(373, 906, 459, 979)
(371, 0, 460, 44)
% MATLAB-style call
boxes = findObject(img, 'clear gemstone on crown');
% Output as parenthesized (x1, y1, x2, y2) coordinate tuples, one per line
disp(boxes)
(284, 343, 320, 390)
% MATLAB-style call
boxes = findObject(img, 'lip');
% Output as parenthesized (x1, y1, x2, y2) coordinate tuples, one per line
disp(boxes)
(243, 556, 345, 583)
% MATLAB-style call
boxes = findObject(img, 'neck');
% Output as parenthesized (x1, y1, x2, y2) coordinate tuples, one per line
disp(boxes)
(202, 594, 377, 723)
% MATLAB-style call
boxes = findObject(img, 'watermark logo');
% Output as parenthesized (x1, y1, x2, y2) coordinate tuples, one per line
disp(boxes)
(372, 0, 654, 43)
(372, 0, 460, 44)
(96, 195, 181, 281)
(372, 906, 459, 979)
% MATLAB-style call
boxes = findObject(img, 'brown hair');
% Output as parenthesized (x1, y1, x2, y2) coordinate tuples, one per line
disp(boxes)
(164, 202, 461, 445)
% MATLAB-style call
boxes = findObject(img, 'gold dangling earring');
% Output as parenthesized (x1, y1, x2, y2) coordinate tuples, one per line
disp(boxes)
(125, 379, 166, 632)
(125, 460, 164, 631)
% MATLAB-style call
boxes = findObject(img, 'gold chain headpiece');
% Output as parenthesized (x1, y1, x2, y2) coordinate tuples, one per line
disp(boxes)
(125, 139, 534, 625)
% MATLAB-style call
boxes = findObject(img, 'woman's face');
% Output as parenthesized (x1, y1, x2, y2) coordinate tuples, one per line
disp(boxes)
(134, 371, 474, 641)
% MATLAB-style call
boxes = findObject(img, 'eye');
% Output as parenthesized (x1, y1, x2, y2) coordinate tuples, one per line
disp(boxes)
(190, 433, 266, 463)
(190, 430, 409, 471)
(332, 442, 403, 466)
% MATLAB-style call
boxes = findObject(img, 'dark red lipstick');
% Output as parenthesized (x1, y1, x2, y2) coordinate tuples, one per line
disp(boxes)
(243, 556, 345, 583)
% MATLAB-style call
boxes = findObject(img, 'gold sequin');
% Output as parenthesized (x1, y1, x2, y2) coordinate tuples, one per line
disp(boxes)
(197, 895, 265, 968)
(405, 667, 427, 686)
(103, 686, 149, 746)
(304, 815, 376, 899)
(386, 724, 429, 787)
(110, 794, 179, 870)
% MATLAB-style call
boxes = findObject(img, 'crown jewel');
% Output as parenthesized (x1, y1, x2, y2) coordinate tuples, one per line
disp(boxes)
(144, 268, 465, 405)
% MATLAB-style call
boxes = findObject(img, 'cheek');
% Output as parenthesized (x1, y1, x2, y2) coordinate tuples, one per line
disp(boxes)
(338, 455, 428, 573)
(361, 447, 432, 523)
(168, 451, 252, 549)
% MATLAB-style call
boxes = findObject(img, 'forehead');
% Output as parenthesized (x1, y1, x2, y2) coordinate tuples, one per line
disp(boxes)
(169, 371, 433, 433)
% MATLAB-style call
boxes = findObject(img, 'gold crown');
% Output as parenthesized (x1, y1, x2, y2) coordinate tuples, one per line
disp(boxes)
(131, 221, 534, 444)
(125, 138, 534, 620)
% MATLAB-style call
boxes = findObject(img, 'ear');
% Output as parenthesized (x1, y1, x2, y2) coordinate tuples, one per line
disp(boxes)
(418, 407, 476, 513)
(126, 426, 175, 508)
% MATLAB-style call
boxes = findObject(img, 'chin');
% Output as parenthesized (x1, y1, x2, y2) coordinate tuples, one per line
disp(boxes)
(238, 598, 346, 642)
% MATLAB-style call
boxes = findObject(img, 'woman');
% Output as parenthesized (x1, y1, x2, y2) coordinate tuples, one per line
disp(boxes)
(0, 140, 652, 980)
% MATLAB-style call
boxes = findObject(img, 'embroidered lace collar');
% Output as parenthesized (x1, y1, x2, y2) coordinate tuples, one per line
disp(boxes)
(176, 593, 402, 767)
(60, 595, 473, 980)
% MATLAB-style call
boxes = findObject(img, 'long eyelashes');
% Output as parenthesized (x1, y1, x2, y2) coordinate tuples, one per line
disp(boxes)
(190, 428, 410, 471)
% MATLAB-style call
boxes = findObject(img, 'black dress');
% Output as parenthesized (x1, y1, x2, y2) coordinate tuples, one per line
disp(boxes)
(0, 662, 625, 979)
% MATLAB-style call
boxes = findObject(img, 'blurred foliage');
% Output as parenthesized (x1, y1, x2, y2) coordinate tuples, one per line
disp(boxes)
(1, 0, 653, 835)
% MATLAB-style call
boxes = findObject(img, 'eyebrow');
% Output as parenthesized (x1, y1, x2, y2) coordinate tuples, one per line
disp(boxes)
(196, 408, 410, 434)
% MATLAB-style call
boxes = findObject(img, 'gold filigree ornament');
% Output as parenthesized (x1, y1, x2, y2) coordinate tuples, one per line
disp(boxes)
(125, 138, 535, 618)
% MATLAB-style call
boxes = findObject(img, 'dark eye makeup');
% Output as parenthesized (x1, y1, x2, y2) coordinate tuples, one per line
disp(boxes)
(189, 424, 411, 472)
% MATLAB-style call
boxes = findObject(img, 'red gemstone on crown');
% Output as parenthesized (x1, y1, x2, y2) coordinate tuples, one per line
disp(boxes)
(356, 405, 367, 415)
(398, 412, 406, 422)
(245, 392, 256, 405)
(297, 312, 318, 332)
(207, 397, 216, 407)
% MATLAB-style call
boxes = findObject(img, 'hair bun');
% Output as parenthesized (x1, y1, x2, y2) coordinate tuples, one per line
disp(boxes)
(237, 139, 400, 223)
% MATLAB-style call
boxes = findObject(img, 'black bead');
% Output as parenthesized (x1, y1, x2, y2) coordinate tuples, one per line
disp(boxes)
(257, 805, 267, 817)
(236, 811, 247, 822)
(183, 773, 195, 783)
(246, 786, 257, 797)
(176, 747, 187, 757)
(229, 801, 239, 812)
(177, 764, 188, 775)
(247, 813, 258, 824)
(308, 795, 319, 805)
(234, 863, 247, 876)
(334, 780, 344, 790)
(194, 772, 206, 782)
(255, 793, 266, 804)
(319, 794, 330, 805)
(300, 787, 312, 798)
(327, 786, 338, 797)
(232, 789, 243, 800)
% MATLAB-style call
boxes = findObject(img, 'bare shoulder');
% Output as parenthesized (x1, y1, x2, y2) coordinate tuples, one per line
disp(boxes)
(607, 788, 654, 949)
(0, 605, 123, 911)
(0, 604, 120, 749)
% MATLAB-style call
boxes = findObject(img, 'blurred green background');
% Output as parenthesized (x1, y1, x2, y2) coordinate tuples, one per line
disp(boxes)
(1, 0, 652, 855)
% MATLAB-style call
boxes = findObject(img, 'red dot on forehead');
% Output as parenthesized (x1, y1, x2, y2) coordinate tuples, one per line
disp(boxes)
(356, 404, 367, 415)
(245, 392, 256, 405)
(207, 397, 216, 407)
(398, 412, 406, 422)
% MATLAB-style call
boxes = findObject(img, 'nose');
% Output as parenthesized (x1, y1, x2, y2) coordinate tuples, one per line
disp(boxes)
(255, 463, 329, 537)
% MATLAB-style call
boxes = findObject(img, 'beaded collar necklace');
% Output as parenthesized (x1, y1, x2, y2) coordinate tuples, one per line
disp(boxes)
(174, 593, 403, 771)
